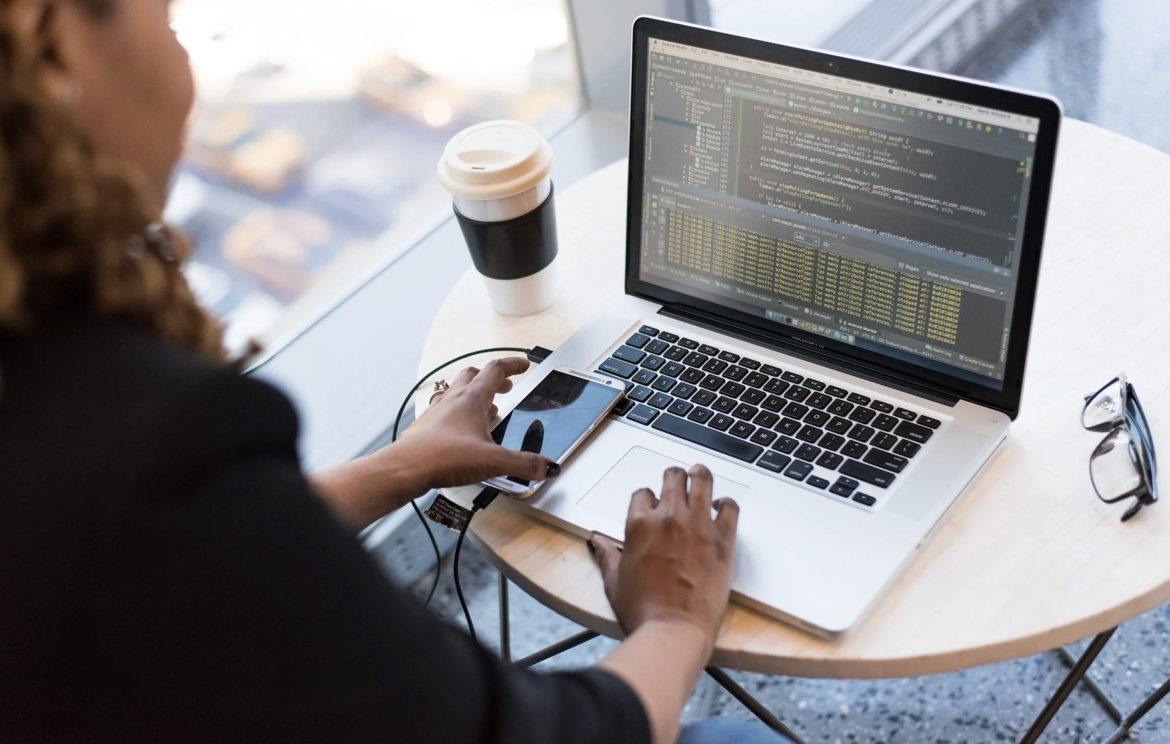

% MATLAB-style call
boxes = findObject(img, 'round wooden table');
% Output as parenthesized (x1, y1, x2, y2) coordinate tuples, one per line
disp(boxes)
(419, 119, 1170, 684)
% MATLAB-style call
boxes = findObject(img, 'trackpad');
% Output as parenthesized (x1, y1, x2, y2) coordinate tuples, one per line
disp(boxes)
(577, 447, 750, 521)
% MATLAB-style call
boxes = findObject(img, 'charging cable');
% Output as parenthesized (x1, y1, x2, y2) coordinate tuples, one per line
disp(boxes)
(390, 346, 554, 608)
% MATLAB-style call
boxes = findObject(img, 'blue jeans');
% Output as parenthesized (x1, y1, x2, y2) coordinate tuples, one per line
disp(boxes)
(677, 718, 795, 744)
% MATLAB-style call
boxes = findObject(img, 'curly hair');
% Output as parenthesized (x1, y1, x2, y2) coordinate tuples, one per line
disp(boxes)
(0, 0, 226, 363)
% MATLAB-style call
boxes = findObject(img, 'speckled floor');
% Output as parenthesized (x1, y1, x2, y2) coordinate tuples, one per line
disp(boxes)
(405, 2, 1170, 742)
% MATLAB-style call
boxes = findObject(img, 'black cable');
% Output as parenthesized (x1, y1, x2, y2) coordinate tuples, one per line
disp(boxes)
(453, 515, 477, 643)
(391, 347, 531, 608)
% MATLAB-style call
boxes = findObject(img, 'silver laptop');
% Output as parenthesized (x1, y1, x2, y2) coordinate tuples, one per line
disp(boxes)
(504, 18, 1062, 637)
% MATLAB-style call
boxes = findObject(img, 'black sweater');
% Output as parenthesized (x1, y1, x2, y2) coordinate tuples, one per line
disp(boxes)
(0, 319, 650, 744)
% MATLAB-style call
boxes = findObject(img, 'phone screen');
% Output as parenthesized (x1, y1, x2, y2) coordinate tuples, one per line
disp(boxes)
(491, 371, 623, 486)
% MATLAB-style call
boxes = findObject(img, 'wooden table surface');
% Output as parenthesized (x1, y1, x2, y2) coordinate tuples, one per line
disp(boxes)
(419, 119, 1170, 679)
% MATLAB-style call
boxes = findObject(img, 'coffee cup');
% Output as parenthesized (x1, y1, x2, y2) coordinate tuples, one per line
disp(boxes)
(438, 120, 559, 316)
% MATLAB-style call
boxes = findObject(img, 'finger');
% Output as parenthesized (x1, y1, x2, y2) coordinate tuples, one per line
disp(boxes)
(493, 446, 559, 482)
(713, 498, 741, 543)
(449, 367, 480, 392)
(659, 466, 690, 514)
(688, 464, 714, 523)
(590, 533, 623, 602)
(469, 358, 530, 396)
(628, 487, 657, 521)
(488, 405, 499, 419)
(497, 378, 514, 395)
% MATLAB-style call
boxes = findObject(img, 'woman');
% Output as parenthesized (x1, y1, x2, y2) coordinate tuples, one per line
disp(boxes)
(0, 1, 791, 742)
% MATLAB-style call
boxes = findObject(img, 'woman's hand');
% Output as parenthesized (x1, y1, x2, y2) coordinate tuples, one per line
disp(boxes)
(309, 357, 557, 530)
(592, 465, 739, 652)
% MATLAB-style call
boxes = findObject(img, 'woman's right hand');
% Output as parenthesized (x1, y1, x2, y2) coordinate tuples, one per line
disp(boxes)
(591, 465, 740, 652)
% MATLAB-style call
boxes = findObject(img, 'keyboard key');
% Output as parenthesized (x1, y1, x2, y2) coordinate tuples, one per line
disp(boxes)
(761, 394, 786, 413)
(826, 385, 848, 398)
(816, 452, 844, 470)
(894, 420, 935, 444)
(873, 414, 899, 432)
(628, 386, 653, 402)
(803, 379, 826, 391)
(848, 424, 875, 443)
(729, 421, 756, 439)
(678, 337, 700, 350)
(760, 364, 783, 377)
(848, 408, 876, 425)
(651, 414, 763, 463)
(757, 451, 792, 473)
(782, 403, 810, 419)
(753, 411, 780, 429)
(807, 392, 832, 410)
(807, 475, 830, 490)
(718, 351, 741, 363)
(625, 333, 650, 349)
(783, 386, 811, 402)
(739, 358, 761, 370)
(692, 390, 717, 407)
(894, 408, 917, 421)
(918, 416, 942, 430)
(632, 369, 657, 386)
(840, 459, 896, 488)
(658, 362, 682, 378)
(733, 403, 760, 421)
(796, 425, 823, 444)
(784, 461, 813, 481)
(847, 393, 871, 406)
(819, 433, 846, 451)
(782, 371, 804, 384)
(641, 356, 665, 371)
(658, 332, 680, 344)
(805, 410, 832, 427)
(710, 414, 734, 431)
(744, 372, 770, 389)
(826, 416, 852, 434)
(673, 383, 697, 400)
(763, 378, 790, 395)
(639, 325, 659, 336)
(871, 400, 894, 413)
(627, 404, 659, 425)
(863, 449, 909, 473)
(668, 400, 693, 417)
(698, 344, 720, 356)
(750, 429, 778, 447)
(599, 358, 637, 378)
(613, 399, 636, 416)
(773, 436, 799, 454)
(830, 477, 858, 497)
(713, 397, 737, 414)
(721, 382, 747, 399)
(871, 432, 898, 450)
(723, 366, 748, 382)
(841, 441, 867, 459)
(795, 443, 821, 462)
(827, 399, 854, 416)
(683, 352, 709, 368)
(741, 388, 767, 406)
(775, 418, 802, 436)
(853, 493, 877, 507)
(645, 339, 670, 355)
(700, 375, 725, 392)
(687, 407, 714, 424)
(664, 346, 689, 361)
(648, 392, 673, 410)
(893, 440, 921, 458)
(651, 376, 677, 393)
(703, 359, 729, 375)
(681, 368, 706, 384)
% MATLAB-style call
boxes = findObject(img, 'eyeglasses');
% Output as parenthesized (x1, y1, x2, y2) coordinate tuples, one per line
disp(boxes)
(1082, 373, 1158, 522)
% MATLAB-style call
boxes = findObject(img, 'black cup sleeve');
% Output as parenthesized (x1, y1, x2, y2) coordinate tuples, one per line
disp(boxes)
(454, 185, 558, 281)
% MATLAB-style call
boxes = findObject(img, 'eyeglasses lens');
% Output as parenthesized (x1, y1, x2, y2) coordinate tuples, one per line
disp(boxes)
(1083, 378, 1125, 431)
(1089, 427, 1145, 501)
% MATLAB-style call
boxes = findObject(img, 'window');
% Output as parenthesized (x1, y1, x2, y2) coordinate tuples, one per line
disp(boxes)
(168, 0, 579, 352)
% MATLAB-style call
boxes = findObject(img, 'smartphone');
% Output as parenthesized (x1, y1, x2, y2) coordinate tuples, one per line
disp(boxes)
(484, 368, 626, 497)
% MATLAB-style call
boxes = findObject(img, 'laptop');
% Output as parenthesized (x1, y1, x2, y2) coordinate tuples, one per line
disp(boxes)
(499, 17, 1061, 638)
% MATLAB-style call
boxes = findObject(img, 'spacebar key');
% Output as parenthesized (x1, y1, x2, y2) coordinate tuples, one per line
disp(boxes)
(651, 414, 764, 463)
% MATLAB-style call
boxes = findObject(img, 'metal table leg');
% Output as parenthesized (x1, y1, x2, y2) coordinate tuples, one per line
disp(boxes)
(1055, 645, 1122, 723)
(706, 666, 807, 744)
(1100, 675, 1170, 744)
(499, 573, 511, 663)
(1019, 628, 1117, 744)
(515, 630, 600, 668)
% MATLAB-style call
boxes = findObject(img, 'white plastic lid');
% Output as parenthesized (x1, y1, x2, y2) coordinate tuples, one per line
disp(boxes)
(437, 120, 553, 201)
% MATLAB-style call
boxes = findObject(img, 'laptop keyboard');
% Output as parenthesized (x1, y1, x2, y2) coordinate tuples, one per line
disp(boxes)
(601, 325, 942, 509)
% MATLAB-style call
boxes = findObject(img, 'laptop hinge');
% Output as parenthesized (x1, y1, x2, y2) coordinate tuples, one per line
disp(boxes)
(657, 304, 962, 408)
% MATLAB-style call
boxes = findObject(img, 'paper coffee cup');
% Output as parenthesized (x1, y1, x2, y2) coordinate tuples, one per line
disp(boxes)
(438, 120, 559, 317)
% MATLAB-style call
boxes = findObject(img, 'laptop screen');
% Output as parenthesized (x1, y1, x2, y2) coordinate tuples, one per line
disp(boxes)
(637, 38, 1044, 390)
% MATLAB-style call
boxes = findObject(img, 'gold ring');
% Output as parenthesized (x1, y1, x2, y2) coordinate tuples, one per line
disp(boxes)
(433, 379, 450, 395)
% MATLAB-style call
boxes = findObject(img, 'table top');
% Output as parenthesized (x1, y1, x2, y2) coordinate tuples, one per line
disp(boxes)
(418, 118, 1170, 679)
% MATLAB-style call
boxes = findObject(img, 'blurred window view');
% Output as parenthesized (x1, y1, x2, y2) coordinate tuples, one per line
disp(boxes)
(167, 0, 579, 352)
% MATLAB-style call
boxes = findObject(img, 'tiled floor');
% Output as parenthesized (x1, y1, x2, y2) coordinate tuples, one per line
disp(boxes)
(405, 2, 1170, 742)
